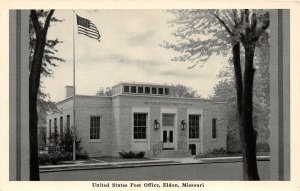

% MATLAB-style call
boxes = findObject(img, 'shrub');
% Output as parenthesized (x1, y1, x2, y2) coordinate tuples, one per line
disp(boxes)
(38, 151, 89, 165)
(48, 151, 62, 165)
(136, 151, 145, 158)
(199, 147, 227, 158)
(59, 127, 83, 153)
(38, 153, 50, 165)
(227, 129, 242, 153)
(76, 151, 89, 159)
(39, 127, 89, 165)
(119, 151, 145, 159)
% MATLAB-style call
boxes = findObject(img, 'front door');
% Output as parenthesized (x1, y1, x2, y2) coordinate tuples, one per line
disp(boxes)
(162, 114, 175, 150)
(163, 130, 174, 149)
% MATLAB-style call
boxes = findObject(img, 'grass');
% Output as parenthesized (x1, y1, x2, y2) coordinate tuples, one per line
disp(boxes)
(81, 157, 155, 164)
(92, 156, 155, 162)
(40, 156, 155, 165)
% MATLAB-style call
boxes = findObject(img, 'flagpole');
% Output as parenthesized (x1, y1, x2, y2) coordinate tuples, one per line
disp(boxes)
(72, 10, 76, 161)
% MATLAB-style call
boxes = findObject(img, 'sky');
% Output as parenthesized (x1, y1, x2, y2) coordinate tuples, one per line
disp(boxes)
(43, 10, 227, 102)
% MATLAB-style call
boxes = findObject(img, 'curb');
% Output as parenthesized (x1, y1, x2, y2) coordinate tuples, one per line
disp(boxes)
(199, 156, 270, 164)
(39, 156, 270, 173)
(40, 161, 180, 173)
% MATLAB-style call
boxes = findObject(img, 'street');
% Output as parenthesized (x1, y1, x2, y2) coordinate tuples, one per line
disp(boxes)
(40, 160, 270, 181)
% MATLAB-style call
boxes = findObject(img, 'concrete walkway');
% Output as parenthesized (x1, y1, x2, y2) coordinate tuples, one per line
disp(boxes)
(39, 156, 270, 173)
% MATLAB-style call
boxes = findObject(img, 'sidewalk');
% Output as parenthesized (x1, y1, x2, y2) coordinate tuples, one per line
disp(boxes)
(39, 156, 270, 173)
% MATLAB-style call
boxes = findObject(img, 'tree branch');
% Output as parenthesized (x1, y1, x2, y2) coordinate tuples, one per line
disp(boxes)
(30, 10, 41, 37)
(43, 10, 55, 34)
(232, 9, 238, 26)
(244, 9, 251, 37)
(250, 11, 257, 32)
(211, 12, 234, 36)
(255, 12, 270, 39)
(240, 10, 245, 25)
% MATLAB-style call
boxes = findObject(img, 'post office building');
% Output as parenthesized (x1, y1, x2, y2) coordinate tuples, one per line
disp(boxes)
(46, 82, 227, 157)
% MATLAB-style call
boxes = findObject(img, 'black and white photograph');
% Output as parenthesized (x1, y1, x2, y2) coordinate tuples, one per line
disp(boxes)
(1, 1, 298, 190)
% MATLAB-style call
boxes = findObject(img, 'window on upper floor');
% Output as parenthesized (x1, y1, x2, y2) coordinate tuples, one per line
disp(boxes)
(158, 87, 164, 95)
(138, 86, 144, 93)
(152, 87, 157, 94)
(145, 87, 150, 94)
(124, 85, 130, 93)
(131, 86, 136, 93)
(165, 88, 169, 95)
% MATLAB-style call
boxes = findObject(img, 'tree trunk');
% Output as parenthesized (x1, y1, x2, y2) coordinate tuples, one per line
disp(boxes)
(29, 9, 54, 181)
(232, 42, 248, 179)
(29, 36, 46, 181)
(242, 43, 260, 180)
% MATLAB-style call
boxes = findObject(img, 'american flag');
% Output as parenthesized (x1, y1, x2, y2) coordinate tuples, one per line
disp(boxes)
(76, 15, 101, 41)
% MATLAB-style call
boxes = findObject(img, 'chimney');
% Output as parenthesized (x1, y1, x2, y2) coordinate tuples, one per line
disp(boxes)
(65, 86, 74, 98)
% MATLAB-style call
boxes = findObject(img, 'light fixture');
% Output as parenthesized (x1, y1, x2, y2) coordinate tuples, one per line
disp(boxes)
(154, 119, 160, 130)
(181, 120, 186, 130)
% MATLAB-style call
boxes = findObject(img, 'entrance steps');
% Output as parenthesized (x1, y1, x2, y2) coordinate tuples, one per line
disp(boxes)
(158, 150, 193, 158)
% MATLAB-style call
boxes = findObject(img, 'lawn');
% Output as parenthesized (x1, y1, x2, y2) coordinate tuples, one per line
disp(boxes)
(82, 157, 155, 164)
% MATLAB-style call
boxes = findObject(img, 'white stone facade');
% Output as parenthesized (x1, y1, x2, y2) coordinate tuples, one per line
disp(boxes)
(47, 83, 227, 157)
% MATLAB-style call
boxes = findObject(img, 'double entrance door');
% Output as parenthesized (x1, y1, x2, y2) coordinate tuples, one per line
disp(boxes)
(163, 129, 174, 149)
(162, 114, 175, 150)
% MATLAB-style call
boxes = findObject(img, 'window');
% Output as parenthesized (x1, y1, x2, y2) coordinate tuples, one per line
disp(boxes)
(53, 118, 58, 140)
(162, 114, 174, 126)
(124, 85, 129, 93)
(131, 86, 136, 93)
(189, 115, 200, 139)
(54, 118, 58, 133)
(165, 88, 169, 95)
(145, 87, 150, 94)
(158, 87, 164, 95)
(49, 119, 52, 135)
(60, 117, 63, 139)
(67, 115, 70, 129)
(212, 118, 217, 139)
(152, 87, 157, 94)
(90, 116, 100, 139)
(133, 113, 147, 139)
(138, 86, 143, 93)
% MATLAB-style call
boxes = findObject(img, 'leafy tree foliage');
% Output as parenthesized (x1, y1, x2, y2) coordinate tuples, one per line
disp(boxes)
(48, 127, 83, 154)
(30, 10, 65, 146)
(213, 31, 270, 147)
(171, 84, 202, 98)
(162, 9, 269, 180)
(30, 10, 64, 122)
(96, 87, 112, 96)
(29, 9, 64, 180)
(39, 127, 87, 165)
